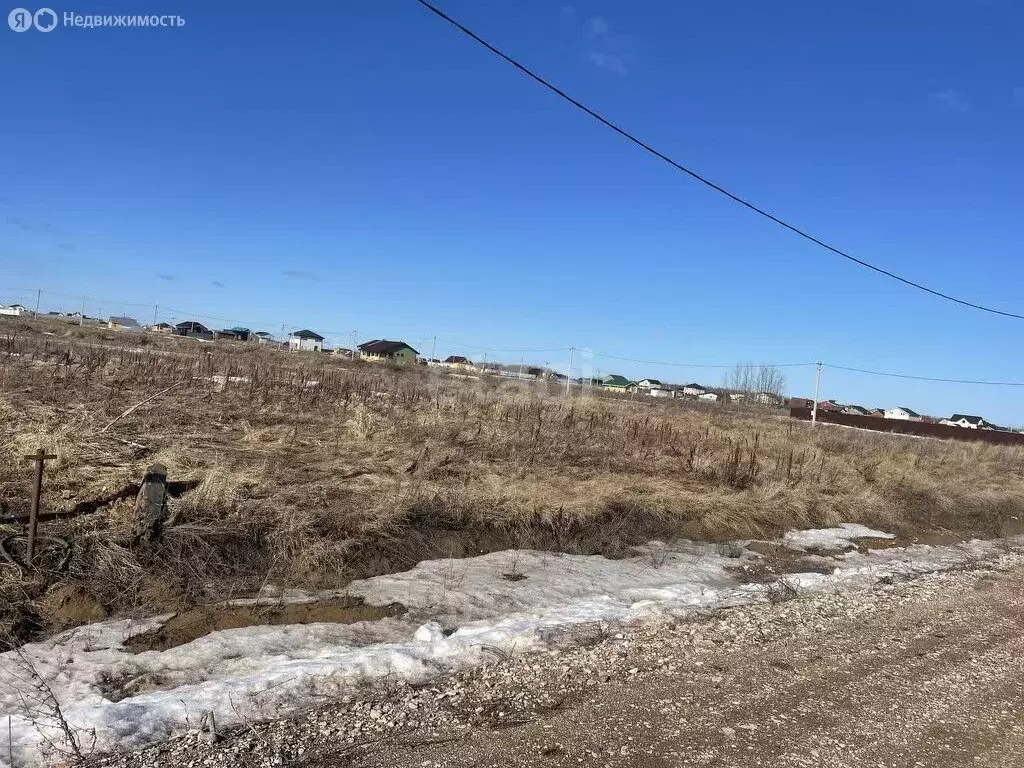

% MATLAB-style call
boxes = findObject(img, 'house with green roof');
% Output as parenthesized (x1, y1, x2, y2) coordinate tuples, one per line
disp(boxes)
(601, 374, 634, 393)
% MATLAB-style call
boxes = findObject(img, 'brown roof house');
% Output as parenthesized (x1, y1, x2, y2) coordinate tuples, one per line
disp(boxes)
(358, 339, 418, 365)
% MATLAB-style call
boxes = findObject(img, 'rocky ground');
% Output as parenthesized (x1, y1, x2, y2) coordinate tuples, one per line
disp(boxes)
(92, 552, 1024, 768)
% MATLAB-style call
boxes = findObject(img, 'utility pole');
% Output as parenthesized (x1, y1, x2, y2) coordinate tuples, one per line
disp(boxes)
(351, 330, 357, 359)
(153, 305, 159, 326)
(811, 361, 822, 425)
(430, 335, 437, 363)
(33, 289, 41, 318)
(565, 346, 574, 396)
(79, 295, 86, 325)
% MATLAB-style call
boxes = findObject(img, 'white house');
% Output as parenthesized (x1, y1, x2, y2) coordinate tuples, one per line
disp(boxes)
(940, 414, 991, 429)
(679, 383, 706, 397)
(0, 303, 28, 317)
(649, 388, 673, 398)
(635, 379, 663, 391)
(753, 392, 781, 406)
(698, 391, 719, 402)
(289, 329, 325, 352)
(884, 406, 922, 422)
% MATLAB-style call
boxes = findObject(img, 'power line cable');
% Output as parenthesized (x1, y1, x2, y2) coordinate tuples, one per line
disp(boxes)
(590, 350, 816, 369)
(432, 335, 569, 353)
(415, 0, 1024, 321)
(824, 363, 1024, 387)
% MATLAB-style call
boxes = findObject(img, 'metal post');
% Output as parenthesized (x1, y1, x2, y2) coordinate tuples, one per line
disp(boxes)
(153, 305, 159, 326)
(79, 295, 86, 325)
(34, 289, 41, 318)
(351, 330, 357, 359)
(430, 335, 436, 363)
(811, 361, 822, 425)
(565, 347, 574, 396)
(24, 448, 56, 566)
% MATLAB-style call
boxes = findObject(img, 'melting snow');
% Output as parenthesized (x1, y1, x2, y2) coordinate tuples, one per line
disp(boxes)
(0, 529, 1014, 766)
(782, 523, 894, 552)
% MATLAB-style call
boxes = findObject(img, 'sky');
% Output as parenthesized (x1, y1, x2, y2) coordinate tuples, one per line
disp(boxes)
(2, 1, 1023, 421)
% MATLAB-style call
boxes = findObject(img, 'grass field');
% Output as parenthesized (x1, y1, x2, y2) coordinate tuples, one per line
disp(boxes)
(2, 317, 1023, 645)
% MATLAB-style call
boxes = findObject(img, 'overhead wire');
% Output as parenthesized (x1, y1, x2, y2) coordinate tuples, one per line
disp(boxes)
(823, 363, 1024, 387)
(589, 350, 816, 369)
(414, 0, 1024, 320)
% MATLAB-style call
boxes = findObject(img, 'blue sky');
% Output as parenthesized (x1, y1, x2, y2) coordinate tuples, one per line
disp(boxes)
(2, 1, 1023, 421)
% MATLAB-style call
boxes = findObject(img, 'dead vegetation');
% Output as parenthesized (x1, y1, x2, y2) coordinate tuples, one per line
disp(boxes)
(2, 319, 1024, 645)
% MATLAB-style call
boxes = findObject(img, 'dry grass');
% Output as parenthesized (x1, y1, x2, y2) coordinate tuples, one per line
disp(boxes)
(2, 317, 1024, 643)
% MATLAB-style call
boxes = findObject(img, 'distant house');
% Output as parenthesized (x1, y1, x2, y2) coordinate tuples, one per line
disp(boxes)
(818, 399, 844, 412)
(108, 315, 141, 331)
(784, 397, 814, 410)
(941, 414, 993, 430)
(0, 303, 28, 317)
(841, 405, 869, 416)
(866, 408, 885, 417)
(635, 378, 673, 397)
(679, 383, 706, 397)
(753, 392, 782, 406)
(699, 391, 720, 402)
(251, 331, 278, 345)
(884, 406, 922, 422)
(601, 374, 634, 393)
(174, 321, 212, 338)
(151, 322, 173, 334)
(289, 329, 325, 352)
(220, 327, 251, 342)
(358, 339, 418, 365)
(444, 355, 474, 371)
(635, 379, 663, 391)
(730, 393, 747, 402)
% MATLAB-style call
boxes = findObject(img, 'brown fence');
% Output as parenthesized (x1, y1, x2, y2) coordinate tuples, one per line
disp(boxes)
(789, 408, 1024, 446)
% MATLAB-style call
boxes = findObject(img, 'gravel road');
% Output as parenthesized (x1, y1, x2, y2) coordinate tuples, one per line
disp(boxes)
(99, 553, 1024, 768)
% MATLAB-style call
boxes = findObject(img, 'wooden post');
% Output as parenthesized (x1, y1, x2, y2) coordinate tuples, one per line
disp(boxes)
(24, 449, 57, 566)
(134, 463, 169, 543)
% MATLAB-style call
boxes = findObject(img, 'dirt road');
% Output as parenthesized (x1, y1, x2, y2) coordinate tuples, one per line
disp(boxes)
(348, 563, 1024, 768)
(104, 557, 1024, 768)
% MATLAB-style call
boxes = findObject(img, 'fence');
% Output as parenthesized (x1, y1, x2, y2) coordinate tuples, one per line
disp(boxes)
(789, 408, 1024, 446)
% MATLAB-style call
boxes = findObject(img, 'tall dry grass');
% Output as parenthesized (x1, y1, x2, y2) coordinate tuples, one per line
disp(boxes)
(1, 319, 1023, 642)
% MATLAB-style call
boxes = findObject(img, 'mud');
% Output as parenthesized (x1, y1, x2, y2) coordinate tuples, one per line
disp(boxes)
(125, 596, 406, 653)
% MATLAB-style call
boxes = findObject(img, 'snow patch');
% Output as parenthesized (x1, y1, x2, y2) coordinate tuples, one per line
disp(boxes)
(0, 528, 1016, 766)
(783, 523, 894, 552)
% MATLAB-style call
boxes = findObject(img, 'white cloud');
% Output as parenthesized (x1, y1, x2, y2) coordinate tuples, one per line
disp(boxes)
(584, 15, 610, 38)
(929, 89, 970, 113)
(587, 51, 626, 75)
(580, 15, 628, 74)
